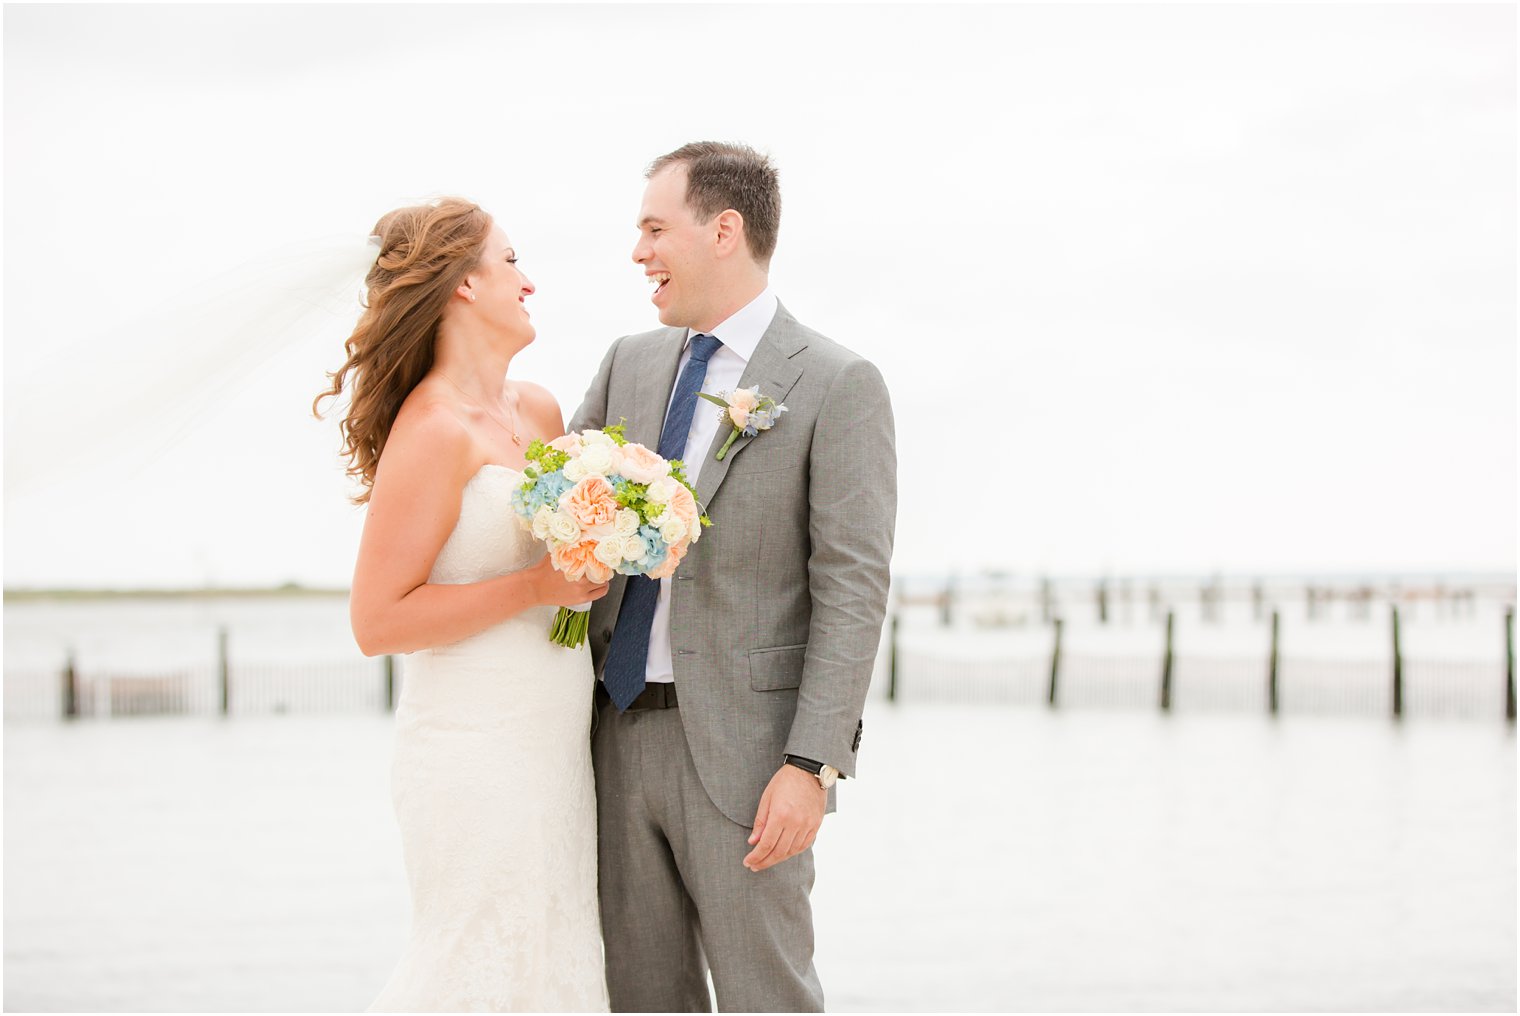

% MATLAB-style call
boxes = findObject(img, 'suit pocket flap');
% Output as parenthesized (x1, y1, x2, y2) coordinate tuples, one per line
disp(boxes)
(748, 643, 807, 691)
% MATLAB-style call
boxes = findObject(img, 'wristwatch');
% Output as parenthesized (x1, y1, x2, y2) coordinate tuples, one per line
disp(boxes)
(783, 754, 839, 790)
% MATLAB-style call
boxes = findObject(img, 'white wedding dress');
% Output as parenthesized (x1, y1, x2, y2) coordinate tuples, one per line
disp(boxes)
(368, 465, 609, 1013)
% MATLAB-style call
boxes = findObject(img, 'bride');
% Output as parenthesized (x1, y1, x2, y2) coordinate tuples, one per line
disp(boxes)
(314, 198, 611, 1011)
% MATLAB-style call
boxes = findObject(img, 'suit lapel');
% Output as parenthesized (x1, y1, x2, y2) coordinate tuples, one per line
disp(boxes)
(694, 304, 807, 512)
(627, 329, 687, 450)
(595, 328, 684, 648)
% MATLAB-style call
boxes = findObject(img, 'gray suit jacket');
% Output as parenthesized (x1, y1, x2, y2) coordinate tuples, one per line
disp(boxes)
(569, 302, 897, 826)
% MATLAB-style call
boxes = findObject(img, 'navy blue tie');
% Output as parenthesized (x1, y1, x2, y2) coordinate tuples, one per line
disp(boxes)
(603, 334, 724, 711)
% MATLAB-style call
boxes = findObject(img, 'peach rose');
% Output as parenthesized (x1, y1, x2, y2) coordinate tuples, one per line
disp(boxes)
(548, 434, 580, 455)
(665, 483, 698, 524)
(563, 476, 620, 531)
(646, 539, 688, 580)
(617, 442, 671, 485)
(551, 539, 614, 583)
(726, 390, 757, 428)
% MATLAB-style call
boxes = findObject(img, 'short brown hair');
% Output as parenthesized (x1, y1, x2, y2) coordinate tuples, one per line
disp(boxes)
(648, 141, 781, 264)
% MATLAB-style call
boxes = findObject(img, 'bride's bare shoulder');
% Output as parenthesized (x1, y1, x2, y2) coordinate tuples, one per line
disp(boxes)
(510, 380, 566, 439)
(377, 384, 479, 481)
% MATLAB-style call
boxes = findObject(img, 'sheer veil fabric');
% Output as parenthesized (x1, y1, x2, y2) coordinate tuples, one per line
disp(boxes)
(4, 235, 377, 492)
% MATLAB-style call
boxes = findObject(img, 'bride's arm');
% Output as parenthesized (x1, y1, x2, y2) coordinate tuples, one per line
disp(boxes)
(348, 401, 604, 656)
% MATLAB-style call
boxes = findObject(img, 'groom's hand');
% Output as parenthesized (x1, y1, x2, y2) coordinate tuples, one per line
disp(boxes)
(743, 765, 826, 872)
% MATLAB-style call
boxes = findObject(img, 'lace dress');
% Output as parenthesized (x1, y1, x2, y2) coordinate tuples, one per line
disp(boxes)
(368, 465, 609, 1012)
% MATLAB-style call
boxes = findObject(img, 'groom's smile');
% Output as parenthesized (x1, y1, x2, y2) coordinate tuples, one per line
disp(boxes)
(648, 271, 672, 302)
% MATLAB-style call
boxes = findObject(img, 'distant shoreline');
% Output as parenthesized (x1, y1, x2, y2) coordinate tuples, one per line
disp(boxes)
(3, 585, 350, 602)
(5, 570, 1514, 604)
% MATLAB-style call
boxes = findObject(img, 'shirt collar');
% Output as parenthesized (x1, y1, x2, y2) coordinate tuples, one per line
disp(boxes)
(685, 287, 778, 364)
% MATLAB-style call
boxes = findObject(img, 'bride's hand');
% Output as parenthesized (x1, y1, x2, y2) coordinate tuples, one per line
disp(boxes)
(528, 556, 611, 608)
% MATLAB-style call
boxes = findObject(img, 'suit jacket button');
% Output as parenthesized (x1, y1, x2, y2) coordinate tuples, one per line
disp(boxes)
(601, 628, 612, 640)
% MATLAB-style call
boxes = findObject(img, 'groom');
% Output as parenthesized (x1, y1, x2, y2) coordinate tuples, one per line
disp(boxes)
(571, 141, 896, 1012)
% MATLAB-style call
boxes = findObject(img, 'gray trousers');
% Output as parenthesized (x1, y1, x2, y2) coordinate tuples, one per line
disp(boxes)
(593, 695, 825, 1013)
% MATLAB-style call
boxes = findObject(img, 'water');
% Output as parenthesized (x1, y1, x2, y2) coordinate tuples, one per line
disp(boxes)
(5, 592, 1513, 722)
(3, 704, 1514, 1011)
(3, 595, 371, 721)
(3, 594, 362, 671)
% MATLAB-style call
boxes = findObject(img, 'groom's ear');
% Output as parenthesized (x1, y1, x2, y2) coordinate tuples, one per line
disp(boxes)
(712, 209, 746, 259)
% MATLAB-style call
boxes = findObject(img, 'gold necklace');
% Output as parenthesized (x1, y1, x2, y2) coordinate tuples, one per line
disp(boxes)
(438, 372, 522, 446)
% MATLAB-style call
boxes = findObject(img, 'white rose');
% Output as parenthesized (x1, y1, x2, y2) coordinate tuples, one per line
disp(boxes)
(614, 509, 640, 537)
(547, 511, 581, 544)
(531, 505, 554, 540)
(659, 516, 687, 545)
(581, 429, 616, 449)
(688, 517, 703, 543)
(580, 443, 615, 476)
(620, 534, 649, 563)
(646, 477, 679, 504)
(593, 538, 625, 567)
(563, 458, 588, 482)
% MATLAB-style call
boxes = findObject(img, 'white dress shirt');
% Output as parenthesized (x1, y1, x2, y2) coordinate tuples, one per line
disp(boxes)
(643, 287, 778, 684)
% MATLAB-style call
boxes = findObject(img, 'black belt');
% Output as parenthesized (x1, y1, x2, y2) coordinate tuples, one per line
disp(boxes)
(597, 681, 679, 711)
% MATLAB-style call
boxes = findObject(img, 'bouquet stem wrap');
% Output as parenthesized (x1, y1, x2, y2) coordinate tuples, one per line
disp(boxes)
(549, 606, 591, 649)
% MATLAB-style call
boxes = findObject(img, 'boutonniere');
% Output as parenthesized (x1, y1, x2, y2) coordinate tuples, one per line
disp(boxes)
(698, 386, 788, 461)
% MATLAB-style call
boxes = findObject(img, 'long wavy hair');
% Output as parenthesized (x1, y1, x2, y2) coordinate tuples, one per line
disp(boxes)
(313, 198, 492, 503)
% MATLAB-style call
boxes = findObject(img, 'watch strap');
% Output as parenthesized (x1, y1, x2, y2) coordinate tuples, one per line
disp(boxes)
(782, 754, 824, 776)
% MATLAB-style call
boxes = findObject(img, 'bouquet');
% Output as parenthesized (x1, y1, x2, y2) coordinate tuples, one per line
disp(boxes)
(510, 423, 710, 648)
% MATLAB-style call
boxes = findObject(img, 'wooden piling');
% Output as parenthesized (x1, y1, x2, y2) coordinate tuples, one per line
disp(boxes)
(1505, 608, 1514, 724)
(1391, 605, 1403, 720)
(61, 654, 78, 717)
(1040, 577, 1053, 625)
(1268, 610, 1280, 715)
(218, 627, 230, 716)
(1160, 611, 1175, 711)
(887, 613, 899, 704)
(941, 574, 955, 627)
(1097, 579, 1109, 624)
(1047, 617, 1063, 708)
(384, 655, 398, 711)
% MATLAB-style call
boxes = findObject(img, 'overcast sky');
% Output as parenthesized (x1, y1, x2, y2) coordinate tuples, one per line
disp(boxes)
(3, 3, 1514, 589)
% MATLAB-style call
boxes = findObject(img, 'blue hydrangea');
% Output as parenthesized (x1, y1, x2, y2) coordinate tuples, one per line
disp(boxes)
(510, 472, 573, 517)
(621, 525, 668, 576)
